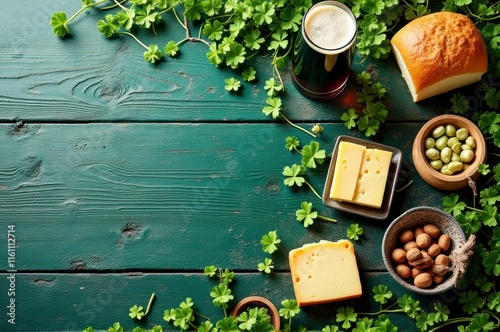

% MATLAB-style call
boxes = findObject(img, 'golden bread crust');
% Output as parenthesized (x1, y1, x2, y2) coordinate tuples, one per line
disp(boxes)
(391, 12, 488, 92)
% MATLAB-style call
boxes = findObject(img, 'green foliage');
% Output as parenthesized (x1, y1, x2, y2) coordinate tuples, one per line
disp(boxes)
(129, 305, 145, 320)
(257, 257, 274, 274)
(224, 77, 241, 92)
(260, 230, 281, 254)
(346, 223, 363, 241)
(342, 71, 388, 137)
(295, 201, 337, 227)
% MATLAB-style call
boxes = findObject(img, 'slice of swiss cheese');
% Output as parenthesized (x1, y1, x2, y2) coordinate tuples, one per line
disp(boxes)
(329, 141, 366, 201)
(289, 240, 362, 307)
(330, 142, 392, 209)
(352, 148, 393, 208)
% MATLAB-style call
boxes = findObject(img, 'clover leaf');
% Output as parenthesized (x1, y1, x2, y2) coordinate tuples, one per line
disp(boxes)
(144, 44, 163, 64)
(302, 142, 325, 169)
(336, 306, 357, 329)
(257, 258, 274, 274)
(347, 223, 363, 241)
(283, 164, 305, 187)
(260, 230, 281, 254)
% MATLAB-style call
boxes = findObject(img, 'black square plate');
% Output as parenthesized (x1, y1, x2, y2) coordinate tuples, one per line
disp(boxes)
(322, 135, 403, 220)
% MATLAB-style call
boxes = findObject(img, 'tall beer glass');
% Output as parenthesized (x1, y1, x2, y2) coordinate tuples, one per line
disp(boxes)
(291, 1, 357, 100)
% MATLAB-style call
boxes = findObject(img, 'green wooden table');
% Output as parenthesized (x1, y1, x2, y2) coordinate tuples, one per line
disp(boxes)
(0, 1, 486, 331)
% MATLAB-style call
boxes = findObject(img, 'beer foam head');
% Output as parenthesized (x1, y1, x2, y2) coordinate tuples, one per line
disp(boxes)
(304, 3, 356, 52)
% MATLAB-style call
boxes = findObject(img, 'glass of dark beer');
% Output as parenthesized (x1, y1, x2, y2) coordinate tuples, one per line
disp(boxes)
(291, 1, 357, 101)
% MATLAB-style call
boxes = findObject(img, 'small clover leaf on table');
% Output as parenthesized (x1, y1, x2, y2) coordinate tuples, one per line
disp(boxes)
(346, 223, 364, 241)
(296, 201, 337, 228)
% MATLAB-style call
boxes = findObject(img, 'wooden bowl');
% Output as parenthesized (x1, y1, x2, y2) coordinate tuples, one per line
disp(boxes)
(230, 296, 280, 330)
(412, 114, 486, 190)
(382, 206, 468, 295)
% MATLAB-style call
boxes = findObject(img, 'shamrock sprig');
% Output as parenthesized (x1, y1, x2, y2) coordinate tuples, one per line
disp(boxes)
(295, 201, 337, 228)
(341, 70, 388, 137)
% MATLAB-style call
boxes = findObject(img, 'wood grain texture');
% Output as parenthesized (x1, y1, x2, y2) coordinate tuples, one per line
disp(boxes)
(0, 122, 446, 272)
(0, 1, 468, 330)
(0, 272, 434, 331)
(0, 1, 454, 123)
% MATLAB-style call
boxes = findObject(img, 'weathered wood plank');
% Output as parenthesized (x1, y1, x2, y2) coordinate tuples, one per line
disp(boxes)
(0, 272, 439, 331)
(0, 1, 456, 123)
(0, 122, 449, 271)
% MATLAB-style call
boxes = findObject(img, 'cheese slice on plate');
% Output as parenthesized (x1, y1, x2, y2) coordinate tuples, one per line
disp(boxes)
(329, 141, 366, 202)
(352, 148, 393, 208)
(329, 142, 393, 209)
(289, 240, 362, 306)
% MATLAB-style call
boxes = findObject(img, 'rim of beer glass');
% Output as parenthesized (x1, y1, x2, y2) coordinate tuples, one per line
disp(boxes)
(302, 1, 357, 55)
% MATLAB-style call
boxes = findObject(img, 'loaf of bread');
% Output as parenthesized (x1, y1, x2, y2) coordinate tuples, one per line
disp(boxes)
(391, 12, 488, 102)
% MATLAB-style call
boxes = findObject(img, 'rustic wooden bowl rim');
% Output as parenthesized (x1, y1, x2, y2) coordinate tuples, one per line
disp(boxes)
(230, 296, 280, 330)
(412, 114, 486, 190)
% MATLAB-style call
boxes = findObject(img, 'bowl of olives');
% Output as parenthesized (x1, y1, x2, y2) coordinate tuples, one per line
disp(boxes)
(412, 114, 486, 190)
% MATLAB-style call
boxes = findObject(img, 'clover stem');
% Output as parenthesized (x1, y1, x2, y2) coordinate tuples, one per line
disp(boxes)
(194, 310, 211, 321)
(317, 215, 337, 223)
(428, 318, 472, 332)
(144, 293, 156, 316)
(357, 308, 403, 316)
(108, 0, 129, 11)
(280, 114, 316, 138)
(304, 181, 322, 200)
(67, 0, 106, 24)
(118, 32, 148, 50)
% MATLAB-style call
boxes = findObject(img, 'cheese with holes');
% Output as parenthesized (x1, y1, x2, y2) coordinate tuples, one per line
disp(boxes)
(352, 148, 393, 208)
(330, 142, 392, 209)
(289, 240, 362, 307)
(329, 141, 365, 201)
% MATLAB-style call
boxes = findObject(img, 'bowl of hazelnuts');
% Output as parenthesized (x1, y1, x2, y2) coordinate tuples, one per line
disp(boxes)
(382, 206, 471, 295)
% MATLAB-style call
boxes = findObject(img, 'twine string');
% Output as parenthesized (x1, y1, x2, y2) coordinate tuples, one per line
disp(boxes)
(450, 234, 476, 288)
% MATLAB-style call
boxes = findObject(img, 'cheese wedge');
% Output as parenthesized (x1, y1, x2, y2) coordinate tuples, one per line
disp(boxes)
(329, 142, 366, 201)
(289, 240, 362, 306)
(352, 148, 393, 208)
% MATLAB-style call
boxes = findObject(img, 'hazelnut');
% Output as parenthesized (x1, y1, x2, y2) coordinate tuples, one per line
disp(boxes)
(391, 248, 407, 263)
(428, 243, 441, 257)
(438, 234, 451, 251)
(432, 274, 445, 284)
(423, 224, 441, 238)
(416, 233, 432, 248)
(406, 248, 422, 262)
(404, 241, 419, 252)
(435, 254, 450, 267)
(411, 267, 423, 279)
(414, 273, 433, 289)
(414, 227, 425, 237)
(399, 229, 414, 243)
(395, 264, 411, 279)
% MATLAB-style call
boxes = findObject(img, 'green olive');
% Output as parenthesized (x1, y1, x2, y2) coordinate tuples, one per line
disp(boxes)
(430, 160, 443, 170)
(445, 124, 456, 137)
(451, 143, 462, 154)
(465, 136, 476, 148)
(456, 128, 469, 141)
(435, 136, 448, 150)
(447, 137, 459, 148)
(425, 137, 436, 149)
(425, 148, 440, 160)
(447, 161, 463, 174)
(440, 147, 452, 164)
(432, 125, 446, 138)
(440, 164, 453, 175)
(460, 149, 475, 163)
